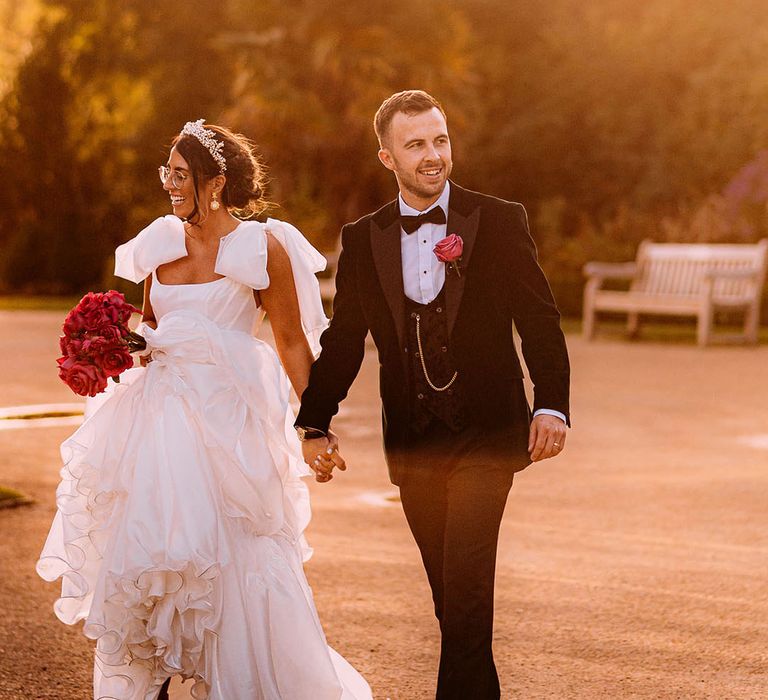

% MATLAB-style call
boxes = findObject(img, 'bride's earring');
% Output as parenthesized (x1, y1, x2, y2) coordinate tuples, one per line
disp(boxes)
(211, 192, 220, 211)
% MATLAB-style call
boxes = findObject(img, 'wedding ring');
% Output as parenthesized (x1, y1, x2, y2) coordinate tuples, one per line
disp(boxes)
(553, 442, 560, 447)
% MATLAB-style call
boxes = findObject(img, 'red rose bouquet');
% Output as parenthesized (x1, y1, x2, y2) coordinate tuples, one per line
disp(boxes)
(57, 291, 147, 396)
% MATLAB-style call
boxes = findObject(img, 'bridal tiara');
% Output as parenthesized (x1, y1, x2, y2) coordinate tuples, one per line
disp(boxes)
(180, 119, 227, 173)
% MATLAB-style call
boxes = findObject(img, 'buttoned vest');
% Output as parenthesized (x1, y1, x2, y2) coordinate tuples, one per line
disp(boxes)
(404, 290, 466, 435)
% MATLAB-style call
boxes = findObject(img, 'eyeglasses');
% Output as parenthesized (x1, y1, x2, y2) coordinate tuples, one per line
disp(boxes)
(158, 166, 189, 189)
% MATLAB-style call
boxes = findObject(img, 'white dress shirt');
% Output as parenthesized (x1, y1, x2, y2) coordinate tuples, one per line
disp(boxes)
(397, 182, 566, 426)
(399, 182, 451, 305)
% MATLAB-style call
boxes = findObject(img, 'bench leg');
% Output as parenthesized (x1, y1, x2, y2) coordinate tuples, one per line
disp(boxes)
(583, 307, 596, 339)
(582, 282, 599, 340)
(697, 306, 714, 346)
(744, 303, 760, 344)
(626, 312, 640, 338)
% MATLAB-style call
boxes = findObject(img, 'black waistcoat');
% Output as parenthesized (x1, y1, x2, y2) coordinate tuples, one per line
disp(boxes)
(404, 290, 466, 435)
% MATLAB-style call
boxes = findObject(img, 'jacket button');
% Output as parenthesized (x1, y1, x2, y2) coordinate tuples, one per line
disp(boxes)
(417, 393, 425, 400)
(410, 312, 418, 319)
(414, 352, 420, 358)
(441, 346, 448, 352)
(436, 307, 443, 313)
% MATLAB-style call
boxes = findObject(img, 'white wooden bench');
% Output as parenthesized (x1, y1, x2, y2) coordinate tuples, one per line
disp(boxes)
(582, 240, 768, 345)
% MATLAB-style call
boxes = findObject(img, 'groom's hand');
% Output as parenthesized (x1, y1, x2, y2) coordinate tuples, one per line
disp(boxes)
(528, 414, 567, 462)
(302, 431, 347, 482)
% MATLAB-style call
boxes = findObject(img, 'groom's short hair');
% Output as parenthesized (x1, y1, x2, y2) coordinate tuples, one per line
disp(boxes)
(374, 90, 446, 147)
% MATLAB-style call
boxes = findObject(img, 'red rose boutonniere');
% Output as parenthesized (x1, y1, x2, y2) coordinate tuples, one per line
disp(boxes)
(433, 234, 464, 277)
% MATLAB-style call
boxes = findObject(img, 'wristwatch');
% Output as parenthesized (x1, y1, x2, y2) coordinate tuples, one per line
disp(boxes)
(295, 426, 327, 441)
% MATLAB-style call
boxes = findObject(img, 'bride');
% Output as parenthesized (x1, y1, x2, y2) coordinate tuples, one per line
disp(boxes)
(36, 120, 372, 700)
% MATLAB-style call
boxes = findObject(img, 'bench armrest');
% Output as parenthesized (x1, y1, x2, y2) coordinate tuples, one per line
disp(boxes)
(583, 261, 637, 281)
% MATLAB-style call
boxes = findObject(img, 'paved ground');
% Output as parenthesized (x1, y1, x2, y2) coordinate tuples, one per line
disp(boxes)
(0, 310, 766, 699)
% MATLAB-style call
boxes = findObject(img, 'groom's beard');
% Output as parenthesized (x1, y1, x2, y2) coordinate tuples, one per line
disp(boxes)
(395, 159, 452, 204)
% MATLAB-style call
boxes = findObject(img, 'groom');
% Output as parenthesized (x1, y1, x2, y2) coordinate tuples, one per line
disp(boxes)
(296, 90, 570, 699)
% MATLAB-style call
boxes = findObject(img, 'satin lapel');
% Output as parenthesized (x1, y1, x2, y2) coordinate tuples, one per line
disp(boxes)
(444, 201, 480, 337)
(371, 217, 407, 349)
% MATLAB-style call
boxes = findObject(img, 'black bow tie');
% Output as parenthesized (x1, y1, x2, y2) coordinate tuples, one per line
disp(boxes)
(400, 206, 446, 234)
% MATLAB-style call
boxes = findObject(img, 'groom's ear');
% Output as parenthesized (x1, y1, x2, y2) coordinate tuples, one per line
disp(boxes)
(378, 147, 395, 171)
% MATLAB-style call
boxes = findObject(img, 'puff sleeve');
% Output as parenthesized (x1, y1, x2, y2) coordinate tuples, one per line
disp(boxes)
(114, 216, 187, 283)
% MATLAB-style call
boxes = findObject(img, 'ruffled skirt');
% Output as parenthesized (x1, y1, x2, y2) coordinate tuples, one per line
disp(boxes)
(37, 311, 371, 700)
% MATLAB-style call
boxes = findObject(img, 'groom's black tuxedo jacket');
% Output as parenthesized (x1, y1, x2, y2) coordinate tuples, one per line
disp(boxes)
(297, 182, 570, 481)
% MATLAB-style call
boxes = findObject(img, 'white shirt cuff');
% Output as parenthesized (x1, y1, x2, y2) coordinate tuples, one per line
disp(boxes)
(533, 409, 567, 424)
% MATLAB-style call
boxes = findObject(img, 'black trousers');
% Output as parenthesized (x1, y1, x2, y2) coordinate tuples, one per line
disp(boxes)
(396, 422, 517, 700)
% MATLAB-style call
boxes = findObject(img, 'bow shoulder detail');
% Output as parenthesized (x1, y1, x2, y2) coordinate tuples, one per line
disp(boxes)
(213, 221, 270, 290)
(114, 216, 187, 283)
(215, 218, 328, 355)
(263, 218, 329, 356)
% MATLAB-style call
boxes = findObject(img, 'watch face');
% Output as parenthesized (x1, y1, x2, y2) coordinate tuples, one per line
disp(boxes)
(296, 427, 323, 441)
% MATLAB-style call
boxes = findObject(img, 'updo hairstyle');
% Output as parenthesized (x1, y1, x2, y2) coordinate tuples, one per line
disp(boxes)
(172, 124, 267, 221)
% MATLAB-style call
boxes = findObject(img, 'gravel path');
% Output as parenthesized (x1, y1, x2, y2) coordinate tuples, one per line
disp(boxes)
(0, 310, 766, 699)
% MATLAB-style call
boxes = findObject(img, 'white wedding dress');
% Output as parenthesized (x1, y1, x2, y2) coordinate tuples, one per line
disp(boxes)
(37, 216, 372, 700)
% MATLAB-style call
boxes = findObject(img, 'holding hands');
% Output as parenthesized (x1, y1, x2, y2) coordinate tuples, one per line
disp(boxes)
(300, 430, 346, 482)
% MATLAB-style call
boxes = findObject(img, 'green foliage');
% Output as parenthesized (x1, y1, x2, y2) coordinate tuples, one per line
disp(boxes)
(1, 0, 767, 320)
(220, 0, 477, 247)
(0, 0, 233, 293)
(0, 0, 45, 99)
(0, 294, 82, 310)
(0, 484, 32, 508)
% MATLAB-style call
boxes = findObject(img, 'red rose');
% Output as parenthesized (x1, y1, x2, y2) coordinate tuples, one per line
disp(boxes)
(82, 335, 110, 354)
(62, 308, 87, 336)
(433, 234, 464, 263)
(103, 290, 139, 324)
(100, 347, 134, 376)
(59, 335, 85, 357)
(57, 357, 108, 397)
(433, 234, 464, 277)
(98, 325, 124, 343)
(76, 292, 112, 331)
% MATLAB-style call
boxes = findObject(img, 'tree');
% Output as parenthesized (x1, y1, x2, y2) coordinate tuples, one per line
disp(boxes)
(0, 0, 233, 292)
(220, 0, 479, 248)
